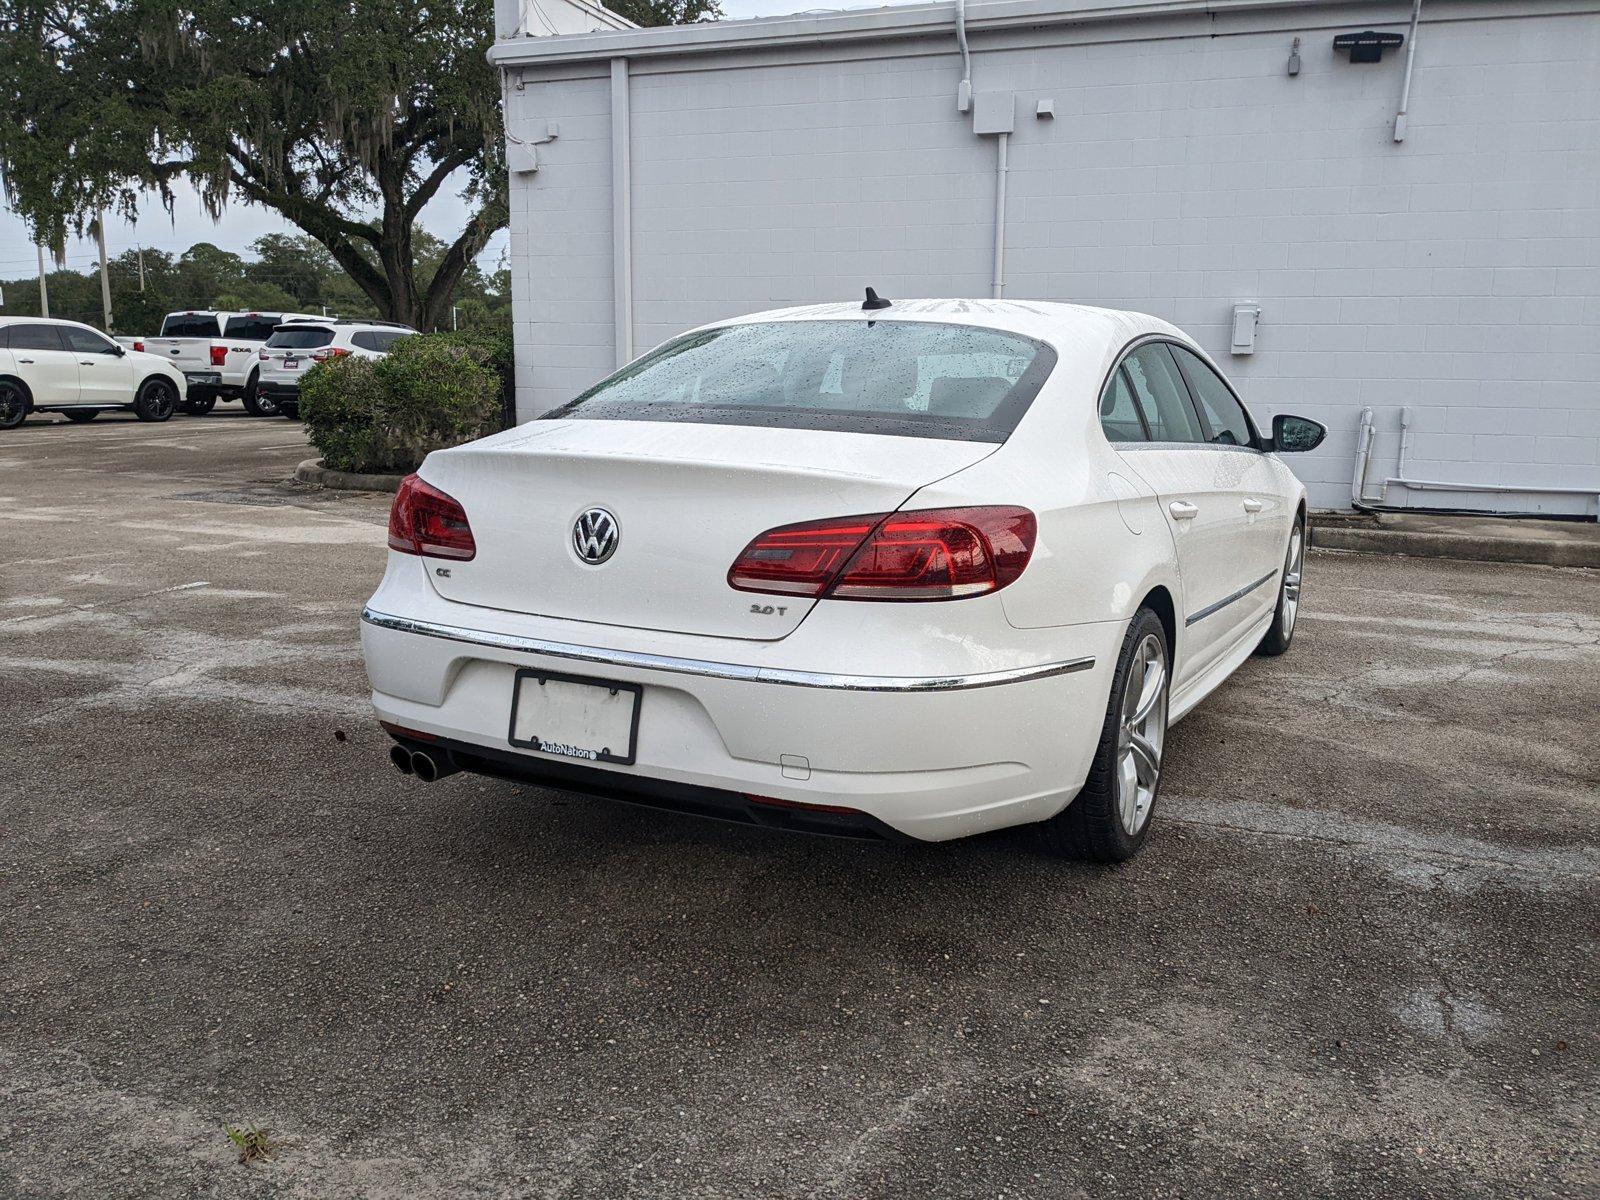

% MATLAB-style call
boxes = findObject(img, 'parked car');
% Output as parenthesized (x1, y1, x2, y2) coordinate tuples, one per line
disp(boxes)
(134, 309, 321, 416)
(361, 297, 1326, 861)
(257, 320, 415, 419)
(0, 317, 186, 429)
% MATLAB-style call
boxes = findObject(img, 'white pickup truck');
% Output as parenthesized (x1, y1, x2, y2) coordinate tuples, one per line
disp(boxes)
(130, 309, 321, 416)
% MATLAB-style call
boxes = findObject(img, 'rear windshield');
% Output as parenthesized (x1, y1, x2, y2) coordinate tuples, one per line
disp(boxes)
(160, 313, 221, 338)
(542, 320, 1057, 443)
(266, 327, 334, 349)
(224, 314, 287, 341)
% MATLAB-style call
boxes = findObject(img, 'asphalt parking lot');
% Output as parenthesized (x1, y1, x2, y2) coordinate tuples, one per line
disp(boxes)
(1, 410, 1596, 1198)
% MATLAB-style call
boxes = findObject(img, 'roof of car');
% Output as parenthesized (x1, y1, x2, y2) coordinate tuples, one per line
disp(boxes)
(712, 298, 1182, 347)
(0, 316, 98, 329)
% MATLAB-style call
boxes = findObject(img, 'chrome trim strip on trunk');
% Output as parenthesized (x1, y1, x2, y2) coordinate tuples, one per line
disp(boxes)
(1184, 571, 1278, 627)
(361, 607, 1095, 693)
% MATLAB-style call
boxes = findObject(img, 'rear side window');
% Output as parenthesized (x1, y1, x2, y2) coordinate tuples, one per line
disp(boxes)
(62, 327, 118, 354)
(265, 327, 334, 349)
(8, 323, 67, 351)
(1099, 370, 1147, 442)
(544, 320, 1058, 443)
(224, 315, 285, 341)
(1122, 344, 1205, 443)
(1171, 346, 1256, 448)
(352, 330, 408, 352)
(160, 313, 222, 338)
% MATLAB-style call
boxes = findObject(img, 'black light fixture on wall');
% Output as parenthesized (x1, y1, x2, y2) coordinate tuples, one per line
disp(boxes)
(1333, 29, 1404, 63)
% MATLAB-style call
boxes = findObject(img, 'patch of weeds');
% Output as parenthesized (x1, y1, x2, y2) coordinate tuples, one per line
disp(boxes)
(225, 1125, 275, 1165)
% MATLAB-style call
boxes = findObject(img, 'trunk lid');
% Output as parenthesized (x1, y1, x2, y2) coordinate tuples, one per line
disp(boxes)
(417, 420, 996, 640)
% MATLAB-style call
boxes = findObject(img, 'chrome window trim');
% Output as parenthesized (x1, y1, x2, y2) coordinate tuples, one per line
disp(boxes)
(1184, 571, 1278, 627)
(362, 607, 1095, 693)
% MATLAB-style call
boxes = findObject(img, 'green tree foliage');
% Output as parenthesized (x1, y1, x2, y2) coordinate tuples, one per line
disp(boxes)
(0, 234, 512, 333)
(0, 0, 718, 331)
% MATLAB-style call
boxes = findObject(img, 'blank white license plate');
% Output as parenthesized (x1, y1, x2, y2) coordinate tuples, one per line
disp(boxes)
(507, 669, 641, 766)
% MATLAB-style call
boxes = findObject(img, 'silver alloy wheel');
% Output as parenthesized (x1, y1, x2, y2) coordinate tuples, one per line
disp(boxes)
(1282, 525, 1304, 636)
(1116, 632, 1168, 836)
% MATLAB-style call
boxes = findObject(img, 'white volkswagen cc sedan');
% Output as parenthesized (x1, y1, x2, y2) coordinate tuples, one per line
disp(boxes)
(362, 297, 1325, 860)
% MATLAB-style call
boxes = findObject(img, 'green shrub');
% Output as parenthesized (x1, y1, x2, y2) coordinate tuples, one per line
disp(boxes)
(300, 334, 504, 475)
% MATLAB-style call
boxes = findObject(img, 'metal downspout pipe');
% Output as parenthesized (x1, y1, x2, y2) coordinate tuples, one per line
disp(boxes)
(1393, 0, 1423, 142)
(610, 57, 633, 368)
(992, 132, 1009, 300)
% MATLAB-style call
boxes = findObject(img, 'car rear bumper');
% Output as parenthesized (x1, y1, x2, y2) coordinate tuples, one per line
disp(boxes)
(361, 559, 1124, 842)
(259, 381, 302, 401)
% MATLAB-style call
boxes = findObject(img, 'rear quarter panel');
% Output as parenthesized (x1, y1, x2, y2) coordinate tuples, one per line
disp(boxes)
(899, 313, 1183, 636)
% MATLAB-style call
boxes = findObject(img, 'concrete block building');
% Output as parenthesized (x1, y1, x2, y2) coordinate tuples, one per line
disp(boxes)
(490, 0, 1600, 515)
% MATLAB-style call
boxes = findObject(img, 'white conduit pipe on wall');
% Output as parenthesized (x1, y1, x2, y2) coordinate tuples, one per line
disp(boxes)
(1393, 0, 1423, 143)
(991, 132, 1009, 300)
(610, 57, 633, 369)
(1352, 408, 1600, 518)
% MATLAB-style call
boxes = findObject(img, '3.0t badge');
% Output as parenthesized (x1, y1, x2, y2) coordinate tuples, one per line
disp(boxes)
(572, 507, 619, 565)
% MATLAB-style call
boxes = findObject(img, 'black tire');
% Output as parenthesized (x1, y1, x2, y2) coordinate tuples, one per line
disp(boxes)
(1256, 515, 1305, 657)
(63, 409, 100, 423)
(0, 380, 27, 429)
(242, 372, 279, 416)
(133, 378, 178, 422)
(279, 403, 300, 420)
(1041, 606, 1170, 863)
(182, 394, 217, 416)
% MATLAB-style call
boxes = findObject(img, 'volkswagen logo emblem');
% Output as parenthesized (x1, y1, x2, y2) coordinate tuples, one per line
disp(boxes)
(572, 507, 619, 565)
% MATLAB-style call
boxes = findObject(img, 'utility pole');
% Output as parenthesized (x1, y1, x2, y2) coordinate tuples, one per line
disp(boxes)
(93, 211, 113, 332)
(452, 305, 460, 331)
(137, 246, 146, 292)
(35, 242, 50, 318)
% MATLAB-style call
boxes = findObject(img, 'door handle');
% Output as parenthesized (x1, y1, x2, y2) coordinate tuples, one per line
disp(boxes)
(79, 360, 96, 366)
(1242, 497, 1264, 513)
(1169, 500, 1199, 521)
(17, 357, 34, 364)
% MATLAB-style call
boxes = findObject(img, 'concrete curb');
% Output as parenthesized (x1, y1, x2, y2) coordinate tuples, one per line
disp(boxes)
(1311, 516, 1600, 569)
(293, 458, 407, 493)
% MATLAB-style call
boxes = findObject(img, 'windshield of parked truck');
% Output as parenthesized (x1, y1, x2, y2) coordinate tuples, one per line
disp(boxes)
(543, 319, 1056, 443)
(160, 313, 222, 338)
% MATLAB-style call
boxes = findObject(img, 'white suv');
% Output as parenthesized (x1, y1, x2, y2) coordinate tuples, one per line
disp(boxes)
(0, 317, 187, 429)
(257, 321, 415, 418)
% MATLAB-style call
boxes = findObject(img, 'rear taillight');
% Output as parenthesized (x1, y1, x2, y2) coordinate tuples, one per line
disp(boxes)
(311, 346, 352, 362)
(209, 345, 227, 366)
(729, 506, 1035, 602)
(258, 350, 269, 360)
(132, 340, 144, 352)
(387, 474, 476, 560)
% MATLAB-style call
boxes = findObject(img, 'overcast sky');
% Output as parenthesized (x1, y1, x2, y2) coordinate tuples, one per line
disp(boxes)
(0, 0, 910, 282)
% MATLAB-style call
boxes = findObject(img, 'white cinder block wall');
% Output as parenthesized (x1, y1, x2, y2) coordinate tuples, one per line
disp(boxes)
(495, 0, 1600, 514)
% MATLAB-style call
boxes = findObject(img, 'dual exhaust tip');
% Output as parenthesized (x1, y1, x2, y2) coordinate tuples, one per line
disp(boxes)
(389, 743, 459, 784)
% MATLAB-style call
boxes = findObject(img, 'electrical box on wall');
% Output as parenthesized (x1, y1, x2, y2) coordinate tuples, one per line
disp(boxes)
(1231, 303, 1261, 355)
(972, 92, 1015, 136)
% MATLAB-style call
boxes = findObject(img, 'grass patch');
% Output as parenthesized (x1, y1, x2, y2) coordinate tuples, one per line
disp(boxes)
(224, 1125, 274, 1164)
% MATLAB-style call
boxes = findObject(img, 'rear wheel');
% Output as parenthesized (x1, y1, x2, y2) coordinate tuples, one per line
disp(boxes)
(279, 402, 300, 420)
(134, 378, 177, 422)
(1256, 516, 1305, 657)
(1041, 606, 1170, 863)
(0, 380, 27, 429)
(182, 393, 217, 416)
(241, 371, 279, 416)
(63, 409, 100, 423)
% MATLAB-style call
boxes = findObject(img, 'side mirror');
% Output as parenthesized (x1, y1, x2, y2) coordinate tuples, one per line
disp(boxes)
(1269, 413, 1326, 454)
(112, 344, 126, 357)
